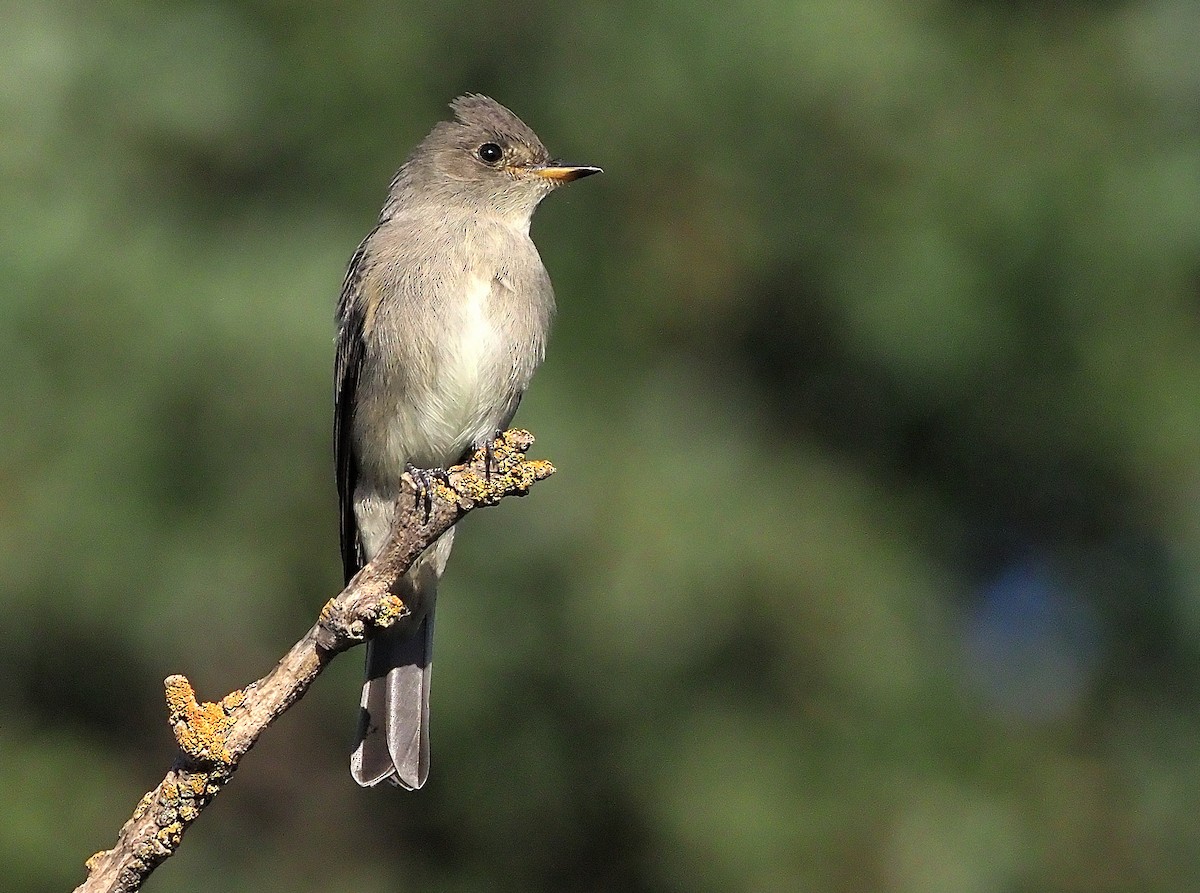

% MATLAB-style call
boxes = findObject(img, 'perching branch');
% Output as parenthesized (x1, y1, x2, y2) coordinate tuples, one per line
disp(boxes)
(75, 430, 554, 893)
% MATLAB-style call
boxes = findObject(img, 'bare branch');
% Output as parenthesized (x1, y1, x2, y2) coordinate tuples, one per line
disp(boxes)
(75, 430, 554, 893)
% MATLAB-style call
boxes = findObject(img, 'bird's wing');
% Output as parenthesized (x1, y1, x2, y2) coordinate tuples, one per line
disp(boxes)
(334, 230, 376, 584)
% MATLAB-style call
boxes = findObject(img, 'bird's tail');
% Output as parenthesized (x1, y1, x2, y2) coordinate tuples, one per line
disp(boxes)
(351, 589, 436, 789)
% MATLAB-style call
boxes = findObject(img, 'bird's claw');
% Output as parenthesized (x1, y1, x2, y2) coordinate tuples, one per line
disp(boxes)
(473, 429, 506, 482)
(405, 463, 451, 523)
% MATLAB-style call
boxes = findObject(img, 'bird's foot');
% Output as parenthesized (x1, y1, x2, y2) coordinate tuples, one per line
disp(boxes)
(472, 429, 506, 482)
(405, 463, 451, 523)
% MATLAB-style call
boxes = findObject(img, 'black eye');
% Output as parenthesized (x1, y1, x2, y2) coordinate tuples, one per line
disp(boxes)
(477, 142, 503, 164)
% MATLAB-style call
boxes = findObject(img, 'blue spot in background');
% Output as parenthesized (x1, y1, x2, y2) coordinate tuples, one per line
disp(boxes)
(963, 556, 1103, 721)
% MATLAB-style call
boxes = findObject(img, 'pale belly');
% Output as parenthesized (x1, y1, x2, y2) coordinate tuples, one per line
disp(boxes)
(408, 280, 514, 463)
(358, 274, 518, 476)
(355, 340, 515, 560)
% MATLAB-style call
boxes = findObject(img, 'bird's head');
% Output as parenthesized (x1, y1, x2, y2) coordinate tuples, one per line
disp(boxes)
(401, 94, 601, 222)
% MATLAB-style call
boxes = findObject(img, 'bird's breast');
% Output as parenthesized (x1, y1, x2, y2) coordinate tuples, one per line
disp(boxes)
(436, 273, 509, 420)
(371, 273, 520, 471)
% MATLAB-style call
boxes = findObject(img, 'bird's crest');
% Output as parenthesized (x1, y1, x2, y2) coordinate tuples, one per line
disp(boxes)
(449, 94, 547, 154)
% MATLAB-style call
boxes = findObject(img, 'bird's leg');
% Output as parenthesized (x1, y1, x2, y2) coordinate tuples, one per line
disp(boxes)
(405, 463, 451, 523)
(472, 429, 506, 482)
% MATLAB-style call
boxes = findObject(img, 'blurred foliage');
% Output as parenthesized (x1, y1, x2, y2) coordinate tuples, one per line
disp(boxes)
(2, 1, 1200, 891)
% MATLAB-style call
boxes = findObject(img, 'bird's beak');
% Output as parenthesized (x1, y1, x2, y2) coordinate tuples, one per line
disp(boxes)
(529, 163, 603, 183)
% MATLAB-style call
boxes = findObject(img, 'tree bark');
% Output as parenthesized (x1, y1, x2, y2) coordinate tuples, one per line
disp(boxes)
(75, 430, 554, 893)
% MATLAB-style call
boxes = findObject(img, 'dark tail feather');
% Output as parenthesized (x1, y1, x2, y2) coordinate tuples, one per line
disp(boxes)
(351, 608, 435, 789)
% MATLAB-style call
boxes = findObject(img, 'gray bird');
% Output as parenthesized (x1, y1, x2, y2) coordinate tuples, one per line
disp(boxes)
(335, 95, 600, 788)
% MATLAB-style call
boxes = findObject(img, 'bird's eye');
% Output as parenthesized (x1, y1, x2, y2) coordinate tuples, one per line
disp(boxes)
(477, 143, 503, 164)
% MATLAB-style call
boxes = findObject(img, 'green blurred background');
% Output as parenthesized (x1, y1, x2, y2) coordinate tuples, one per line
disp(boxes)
(4, 1, 1200, 891)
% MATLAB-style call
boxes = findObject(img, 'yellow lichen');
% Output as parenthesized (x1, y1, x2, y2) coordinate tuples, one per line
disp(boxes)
(164, 675, 235, 766)
(131, 790, 155, 820)
(318, 597, 339, 624)
(525, 459, 556, 481)
(156, 821, 184, 849)
(431, 478, 460, 505)
(85, 850, 109, 871)
(369, 593, 410, 628)
(406, 428, 556, 510)
(449, 471, 489, 505)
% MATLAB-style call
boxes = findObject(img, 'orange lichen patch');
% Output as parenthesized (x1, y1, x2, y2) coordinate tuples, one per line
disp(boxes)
(164, 675, 236, 766)
(156, 821, 184, 849)
(446, 470, 488, 506)
(451, 457, 555, 507)
(413, 428, 551, 508)
(137, 768, 227, 862)
(366, 593, 410, 628)
(184, 774, 208, 797)
(526, 458, 554, 475)
(431, 477, 460, 505)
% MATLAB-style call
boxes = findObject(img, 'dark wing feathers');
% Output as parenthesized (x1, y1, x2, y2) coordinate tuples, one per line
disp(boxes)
(334, 231, 375, 584)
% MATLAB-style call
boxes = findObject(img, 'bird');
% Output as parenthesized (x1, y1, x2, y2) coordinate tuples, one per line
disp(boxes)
(334, 95, 600, 788)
